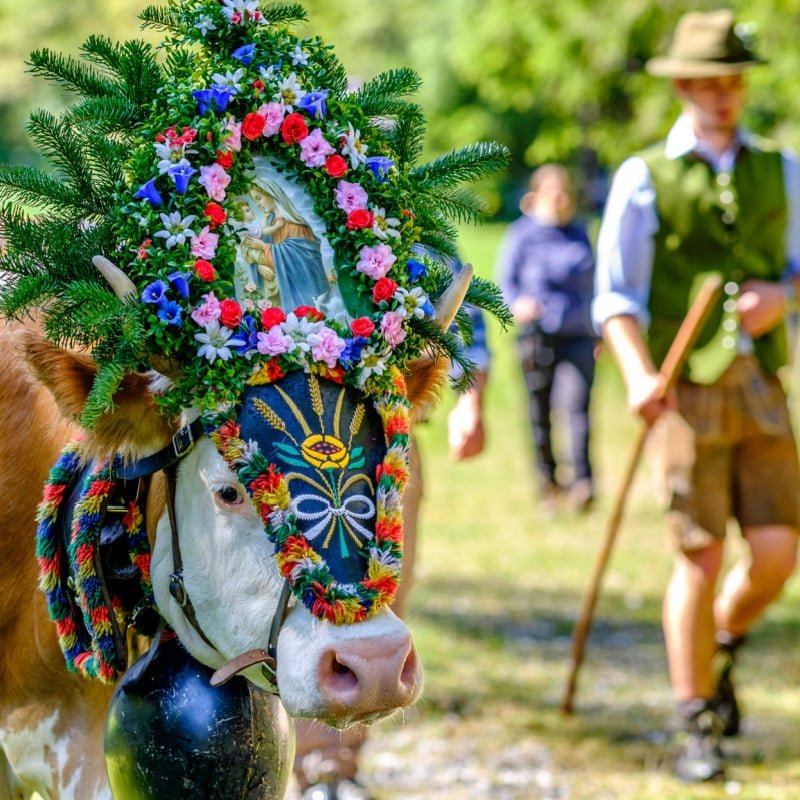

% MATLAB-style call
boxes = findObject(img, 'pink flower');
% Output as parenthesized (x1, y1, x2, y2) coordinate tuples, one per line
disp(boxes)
(356, 243, 397, 280)
(190, 226, 219, 259)
(258, 102, 285, 137)
(191, 291, 222, 327)
(308, 326, 346, 367)
(198, 163, 231, 201)
(380, 311, 406, 346)
(334, 180, 368, 213)
(256, 328, 294, 356)
(300, 128, 335, 168)
(225, 120, 242, 152)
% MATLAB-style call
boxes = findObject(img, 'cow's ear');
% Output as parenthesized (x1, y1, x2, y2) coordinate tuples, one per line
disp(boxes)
(404, 357, 450, 423)
(16, 330, 174, 457)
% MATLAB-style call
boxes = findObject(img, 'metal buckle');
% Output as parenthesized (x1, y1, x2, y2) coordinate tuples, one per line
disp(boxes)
(172, 425, 195, 459)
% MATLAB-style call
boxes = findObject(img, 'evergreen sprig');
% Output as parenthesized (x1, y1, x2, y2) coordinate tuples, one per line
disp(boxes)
(28, 49, 116, 98)
(410, 142, 511, 189)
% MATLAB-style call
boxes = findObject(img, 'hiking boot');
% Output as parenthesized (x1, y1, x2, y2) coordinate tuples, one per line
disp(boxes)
(674, 701, 726, 783)
(712, 632, 746, 737)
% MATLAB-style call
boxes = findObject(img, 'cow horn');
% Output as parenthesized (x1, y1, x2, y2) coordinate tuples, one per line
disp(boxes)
(434, 262, 473, 331)
(93, 255, 137, 301)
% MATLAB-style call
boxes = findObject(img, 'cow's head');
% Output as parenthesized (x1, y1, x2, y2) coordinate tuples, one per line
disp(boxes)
(19, 272, 459, 725)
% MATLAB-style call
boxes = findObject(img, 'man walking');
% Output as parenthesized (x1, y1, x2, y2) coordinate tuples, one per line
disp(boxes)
(594, 9, 800, 782)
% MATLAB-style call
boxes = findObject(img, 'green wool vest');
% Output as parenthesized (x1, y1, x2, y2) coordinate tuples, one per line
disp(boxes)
(641, 141, 788, 384)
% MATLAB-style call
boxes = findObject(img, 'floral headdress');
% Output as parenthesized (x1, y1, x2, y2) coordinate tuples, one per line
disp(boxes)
(3, 0, 510, 622)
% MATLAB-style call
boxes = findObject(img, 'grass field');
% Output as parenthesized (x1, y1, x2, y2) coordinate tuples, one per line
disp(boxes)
(357, 223, 800, 799)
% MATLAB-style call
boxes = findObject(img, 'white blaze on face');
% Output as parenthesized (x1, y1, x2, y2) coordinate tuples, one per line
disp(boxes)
(149, 438, 422, 721)
(150, 439, 287, 688)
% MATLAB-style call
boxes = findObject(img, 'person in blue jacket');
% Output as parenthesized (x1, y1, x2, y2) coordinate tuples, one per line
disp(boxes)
(498, 164, 597, 514)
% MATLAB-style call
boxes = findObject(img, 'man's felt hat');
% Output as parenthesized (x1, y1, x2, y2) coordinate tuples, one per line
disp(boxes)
(646, 9, 764, 79)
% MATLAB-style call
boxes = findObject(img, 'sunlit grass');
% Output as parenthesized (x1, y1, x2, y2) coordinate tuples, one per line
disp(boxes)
(361, 222, 800, 799)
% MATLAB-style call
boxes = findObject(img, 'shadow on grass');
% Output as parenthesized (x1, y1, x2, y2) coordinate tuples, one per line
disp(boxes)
(406, 573, 800, 774)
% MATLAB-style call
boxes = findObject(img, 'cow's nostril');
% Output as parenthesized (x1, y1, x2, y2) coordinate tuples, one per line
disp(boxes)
(399, 645, 418, 687)
(329, 656, 358, 691)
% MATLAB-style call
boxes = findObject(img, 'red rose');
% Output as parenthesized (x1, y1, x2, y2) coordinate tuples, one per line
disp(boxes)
(350, 317, 375, 337)
(324, 154, 348, 178)
(204, 201, 227, 227)
(136, 239, 152, 260)
(294, 305, 324, 321)
(253, 80, 265, 92)
(215, 149, 234, 169)
(260, 307, 287, 329)
(281, 113, 309, 144)
(372, 278, 398, 304)
(194, 259, 215, 282)
(242, 112, 266, 141)
(219, 299, 243, 329)
(346, 209, 375, 231)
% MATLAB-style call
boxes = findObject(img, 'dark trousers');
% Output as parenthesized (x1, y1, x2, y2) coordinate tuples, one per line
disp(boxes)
(517, 327, 595, 488)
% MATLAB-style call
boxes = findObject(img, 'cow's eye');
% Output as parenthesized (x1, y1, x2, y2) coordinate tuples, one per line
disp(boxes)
(213, 484, 244, 506)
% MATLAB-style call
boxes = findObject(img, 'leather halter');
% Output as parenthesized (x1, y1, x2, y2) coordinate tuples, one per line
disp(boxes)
(116, 419, 292, 694)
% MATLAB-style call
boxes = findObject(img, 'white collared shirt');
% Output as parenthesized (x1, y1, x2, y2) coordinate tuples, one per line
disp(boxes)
(592, 115, 800, 331)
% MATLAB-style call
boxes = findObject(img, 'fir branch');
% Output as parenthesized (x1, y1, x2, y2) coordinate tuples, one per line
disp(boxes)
(28, 49, 115, 98)
(26, 111, 97, 202)
(315, 47, 348, 95)
(415, 229, 458, 259)
(410, 142, 511, 189)
(386, 108, 426, 166)
(80, 360, 128, 428)
(262, 3, 308, 24)
(416, 186, 489, 224)
(0, 274, 59, 319)
(408, 316, 476, 388)
(351, 68, 423, 107)
(0, 166, 88, 217)
(465, 274, 513, 330)
(64, 96, 140, 137)
(413, 204, 459, 242)
(138, 5, 183, 33)
(80, 37, 163, 109)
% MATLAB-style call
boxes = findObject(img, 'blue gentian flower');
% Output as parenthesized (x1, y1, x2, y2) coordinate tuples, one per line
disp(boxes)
(231, 44, 256, 66)
(339, 336, 369, 369)
(133, 178, 163, 207)
(157, 299, 183, 326)
(297, 90, 329, 120)
(167, 271, 192, 299)
(141, 280, 168, 305)
(235, 315, 259, 356)
(365, 156, 395, 183)
(211, 85, 234, 113)
(168, 163, 197, 195)
(421, 299, 435, 317)
(192, 89, 213, 115)
(406, 258, 428, 282)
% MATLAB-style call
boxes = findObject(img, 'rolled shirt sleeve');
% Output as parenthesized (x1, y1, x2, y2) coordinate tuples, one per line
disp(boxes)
(592, 156, 659, 333)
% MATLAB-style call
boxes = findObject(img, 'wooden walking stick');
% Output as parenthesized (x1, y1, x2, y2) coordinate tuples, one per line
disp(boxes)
(561, 274, 723, 715)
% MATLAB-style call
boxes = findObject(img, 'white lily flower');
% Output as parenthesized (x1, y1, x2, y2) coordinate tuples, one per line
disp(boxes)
(194, 321, 243, 363)
(340, 122, 368, 169)
(275, 73, 306, 111)
(194, 14, 216, 36)
(371, 207, 401, 241)
(153, 211, 197, 249)
(290, 45, 309, 67)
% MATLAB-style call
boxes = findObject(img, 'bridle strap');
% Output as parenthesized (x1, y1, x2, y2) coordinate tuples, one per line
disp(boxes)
(164, 464, 217, 652)
(116, 418, 205, 480)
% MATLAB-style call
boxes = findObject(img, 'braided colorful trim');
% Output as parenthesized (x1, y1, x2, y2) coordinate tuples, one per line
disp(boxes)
(36, 444, 153, 683)
(212, 368, 409, 624)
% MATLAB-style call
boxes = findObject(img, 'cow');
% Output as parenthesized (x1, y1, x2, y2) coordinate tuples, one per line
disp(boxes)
(0, 263, 467, 799)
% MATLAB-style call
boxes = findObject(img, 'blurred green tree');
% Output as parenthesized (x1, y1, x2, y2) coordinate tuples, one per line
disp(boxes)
(4, 0, 800, 212)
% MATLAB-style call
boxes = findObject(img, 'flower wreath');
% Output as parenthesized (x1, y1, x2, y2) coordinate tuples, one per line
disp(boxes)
(1, 1, 511, 623)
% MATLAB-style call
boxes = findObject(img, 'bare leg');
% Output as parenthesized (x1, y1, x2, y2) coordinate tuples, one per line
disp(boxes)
(662, 541, 724, 701)
(715, 525, 798, 636)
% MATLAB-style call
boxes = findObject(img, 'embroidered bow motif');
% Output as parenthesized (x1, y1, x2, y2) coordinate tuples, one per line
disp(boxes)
(293, 493, 376, 549)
